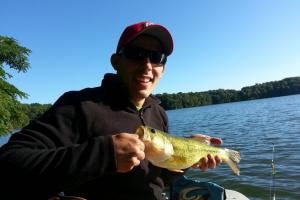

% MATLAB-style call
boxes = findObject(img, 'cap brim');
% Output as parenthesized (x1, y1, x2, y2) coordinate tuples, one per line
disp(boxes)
(137, 25, 173, 56)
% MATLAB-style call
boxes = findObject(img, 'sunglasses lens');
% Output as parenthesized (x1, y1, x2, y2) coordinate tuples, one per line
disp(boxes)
(122, 47, 141, 59)
(150, 52, 167, 64)
(120, 47, 167, 65)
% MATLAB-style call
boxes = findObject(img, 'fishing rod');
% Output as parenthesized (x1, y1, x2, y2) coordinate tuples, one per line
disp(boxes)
(270, 144, 276, 200)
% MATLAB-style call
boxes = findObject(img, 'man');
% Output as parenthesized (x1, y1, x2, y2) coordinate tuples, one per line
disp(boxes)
(0, 21, 221, 200)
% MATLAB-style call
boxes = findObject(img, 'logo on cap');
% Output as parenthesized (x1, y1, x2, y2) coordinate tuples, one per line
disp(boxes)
(144, 22, 154, 28)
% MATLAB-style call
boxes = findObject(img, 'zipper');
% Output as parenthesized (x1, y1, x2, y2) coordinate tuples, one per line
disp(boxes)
(138, 108, 146, 126)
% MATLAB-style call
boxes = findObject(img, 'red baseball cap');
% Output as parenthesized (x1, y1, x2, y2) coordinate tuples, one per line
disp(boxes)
(116, 21, 173, 56)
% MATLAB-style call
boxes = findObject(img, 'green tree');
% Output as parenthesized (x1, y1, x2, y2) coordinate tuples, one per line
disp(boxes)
(0, 36, 31, 136)
(24, 103, 51, 121)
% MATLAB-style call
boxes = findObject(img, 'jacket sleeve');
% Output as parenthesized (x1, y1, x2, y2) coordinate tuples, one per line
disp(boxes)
(0, 92, 116, 198)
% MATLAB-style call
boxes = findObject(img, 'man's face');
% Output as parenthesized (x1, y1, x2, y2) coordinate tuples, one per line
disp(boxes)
(114, 35, 166, 106)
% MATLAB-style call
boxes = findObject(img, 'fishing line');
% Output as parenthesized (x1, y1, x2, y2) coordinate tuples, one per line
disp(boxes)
(270, 143, 276, 200)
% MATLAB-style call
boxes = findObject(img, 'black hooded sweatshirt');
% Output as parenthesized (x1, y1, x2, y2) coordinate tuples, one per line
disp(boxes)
(0, 73, 181, 200)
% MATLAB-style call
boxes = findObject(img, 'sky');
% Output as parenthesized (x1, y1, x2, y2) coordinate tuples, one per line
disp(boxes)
(1, 0, 300, 104)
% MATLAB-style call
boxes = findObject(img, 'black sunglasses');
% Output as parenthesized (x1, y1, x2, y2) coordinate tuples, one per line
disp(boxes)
(118, 46, 167, 65)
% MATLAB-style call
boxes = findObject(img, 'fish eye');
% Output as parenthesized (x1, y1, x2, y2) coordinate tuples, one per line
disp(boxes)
(150, 128, 156, 134)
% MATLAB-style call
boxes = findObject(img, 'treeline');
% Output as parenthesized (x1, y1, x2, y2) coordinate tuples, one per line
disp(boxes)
(155, 77, 300, 110)
(24, 103, 52, 121)
(21, 76, 300, 119)
(2, 76, 299, 135)
(0, 103, 51, 135)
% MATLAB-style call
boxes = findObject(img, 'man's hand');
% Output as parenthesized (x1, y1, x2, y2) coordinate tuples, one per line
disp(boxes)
(112, 133, 145, 173)
(191, 134, 223, 171)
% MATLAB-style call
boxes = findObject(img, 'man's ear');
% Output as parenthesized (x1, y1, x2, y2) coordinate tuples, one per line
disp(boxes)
(111, 53, 120, 71)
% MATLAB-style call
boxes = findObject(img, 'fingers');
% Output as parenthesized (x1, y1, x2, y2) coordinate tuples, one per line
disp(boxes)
(194, 154, 222, 171)
(125, 154, 143, 170)
(215, 155, 222, 166)
(128, 145, 145, 161)
(199, 156, 209, 171)
(112, 133, 145, 173)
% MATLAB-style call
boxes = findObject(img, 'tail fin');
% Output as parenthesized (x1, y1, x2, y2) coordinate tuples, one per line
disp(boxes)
(224, 148, 241, 175)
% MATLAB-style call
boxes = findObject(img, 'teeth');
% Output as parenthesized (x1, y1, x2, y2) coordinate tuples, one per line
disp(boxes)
(137, 77, 152, 83)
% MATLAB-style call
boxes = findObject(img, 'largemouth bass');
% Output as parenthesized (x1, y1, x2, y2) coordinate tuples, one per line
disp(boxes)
(136, 126, 241, 175)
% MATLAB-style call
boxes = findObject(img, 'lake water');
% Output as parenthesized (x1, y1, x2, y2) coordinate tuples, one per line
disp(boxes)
(1, 95, 299, 199)
(167, 94, 300, 200)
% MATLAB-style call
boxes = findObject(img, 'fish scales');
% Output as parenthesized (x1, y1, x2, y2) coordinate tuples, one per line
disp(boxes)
(136, 125, 241, 175)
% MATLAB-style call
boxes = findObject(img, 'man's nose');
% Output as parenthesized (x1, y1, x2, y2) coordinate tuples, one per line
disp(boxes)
(141, 57, 153, 69)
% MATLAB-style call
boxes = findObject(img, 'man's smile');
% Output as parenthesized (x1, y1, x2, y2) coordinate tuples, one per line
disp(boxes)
(135, 76, 153, 84)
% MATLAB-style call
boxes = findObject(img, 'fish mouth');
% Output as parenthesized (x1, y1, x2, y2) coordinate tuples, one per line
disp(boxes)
(136, 126, 151, 142)
(136, 126, 144, 139)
